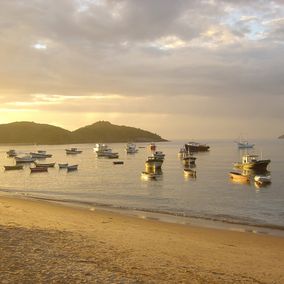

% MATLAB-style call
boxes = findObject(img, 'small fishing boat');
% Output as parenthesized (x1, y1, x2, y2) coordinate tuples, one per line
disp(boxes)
(254, 175, 271, 185)
(141, 171, 157, 180)
(58, 163, 68, 169)
(67, 164, 78, 172)
(152, 151, 165, 160)
(65, 148, 82, 155)
(125, 143, 138, 154)
(6, 149, 17, 157)
(113, 161, 124, 165)
(4, 165, 24, 171)
(178, 147, 187, 158)
(30, 151, 52, 158)
(183, 156, 197, 166)
(229, 171, 250, 183)
(34, 162, 55, 168)
(30, 166, 48, 173)
(234, 154, 270, 171)
(185, 142, 210, 153)
(107, 152, 119, 159)
(235, 141, 254, 149)
(15, 156, 36, 163)
(148, 143, 156, 152)
(183, 168, 197, 177)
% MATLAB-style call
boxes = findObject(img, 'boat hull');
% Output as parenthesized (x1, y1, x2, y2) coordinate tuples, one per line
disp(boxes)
(234, 160, 270, 170)
(4, 165, 24, 171)
(229, 172, 250, 182)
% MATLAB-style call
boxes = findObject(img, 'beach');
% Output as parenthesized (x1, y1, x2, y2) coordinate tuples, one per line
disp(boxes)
(0, 195, 284, 283)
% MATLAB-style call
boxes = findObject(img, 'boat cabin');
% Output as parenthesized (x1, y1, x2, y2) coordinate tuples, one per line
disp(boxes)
(242, 154, 258, 164)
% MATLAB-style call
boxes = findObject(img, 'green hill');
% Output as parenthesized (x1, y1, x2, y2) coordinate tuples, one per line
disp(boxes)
(71, 121, 166, 143)
(0, 121, 166, 144)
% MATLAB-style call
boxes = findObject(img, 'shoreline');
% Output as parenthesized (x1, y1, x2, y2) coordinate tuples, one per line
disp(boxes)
(1, 194, 284, 283)
(1, 190, 284, 237)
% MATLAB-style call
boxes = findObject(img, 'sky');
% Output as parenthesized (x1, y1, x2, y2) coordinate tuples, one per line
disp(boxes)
(0, 0, 283, 139)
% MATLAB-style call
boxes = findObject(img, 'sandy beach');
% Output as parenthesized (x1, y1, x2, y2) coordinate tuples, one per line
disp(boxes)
(0, 195, 283, 283)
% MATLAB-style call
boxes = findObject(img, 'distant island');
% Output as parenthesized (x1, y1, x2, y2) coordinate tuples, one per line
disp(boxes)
(0, 121, 167, 145)
(279, 134, 284, 139)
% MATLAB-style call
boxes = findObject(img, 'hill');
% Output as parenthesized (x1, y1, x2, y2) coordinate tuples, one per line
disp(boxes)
(71, 121, 166, 143)
(0, 122, 71, 144)
(0, 121, 166, 144)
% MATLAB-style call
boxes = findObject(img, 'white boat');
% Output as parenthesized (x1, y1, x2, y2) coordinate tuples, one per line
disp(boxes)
(254, 175, 271, 185)
(15, 155, 36, 163)
(65, 148, 82, 155)
(94, 144, 109, 152)
(125, 143, 138, 154)
(6, 149, 17, 157)
(235, 140, 254, 149)
(94, 144, 114, 157)
(67, 164, 78, 171)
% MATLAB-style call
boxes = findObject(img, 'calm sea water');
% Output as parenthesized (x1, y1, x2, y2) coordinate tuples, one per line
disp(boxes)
(0, 140, 283, 231)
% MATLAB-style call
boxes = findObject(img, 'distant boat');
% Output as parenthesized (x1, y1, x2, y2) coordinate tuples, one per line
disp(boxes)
(67, 164, 78, 172)
(4, 165, 24, 171)
(15, 156, 36, 163)
(94, 144, 115, 157)
(113, 161, 124, 165)
(30, 151, 52, 158)
(58, 163, 68, 169)
(151, 151, 165, 160)
(183, 156, 197, 166)
(125, 143, 138, 154)
(185, 142, 210, 153)
(6, 149, 17, 157)
(65, 148, 82, 155)
(254, 175, 271, 185)
(34, 162, 55, 168)
(30, 166, 48, 173)
(183, 168, 196, 177)
(234, 140, 254, 149)
(229, 171, 250, 183)
(234, 154, 270, 171)
(148, 143, 156, 152)
(178, 147, 187, 158)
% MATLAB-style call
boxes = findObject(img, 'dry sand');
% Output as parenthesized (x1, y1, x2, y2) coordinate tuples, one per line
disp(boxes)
(0, 195, 283, 283)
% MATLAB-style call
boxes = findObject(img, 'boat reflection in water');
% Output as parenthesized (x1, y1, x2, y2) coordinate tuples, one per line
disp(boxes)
(141, 168, 162, 181)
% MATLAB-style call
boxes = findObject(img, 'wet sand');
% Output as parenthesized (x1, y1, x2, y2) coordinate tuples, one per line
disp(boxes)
(0, 196, 284, 283)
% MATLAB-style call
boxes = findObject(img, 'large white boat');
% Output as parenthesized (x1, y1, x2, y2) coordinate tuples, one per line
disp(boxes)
(125, 143, 138, 154)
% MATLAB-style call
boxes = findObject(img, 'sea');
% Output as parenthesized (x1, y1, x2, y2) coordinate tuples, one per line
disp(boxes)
(1, 139, 284, 236)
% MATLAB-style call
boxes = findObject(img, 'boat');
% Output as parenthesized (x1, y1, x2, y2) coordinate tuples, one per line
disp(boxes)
(107, 152, 119, 159)
(152, 151, 165, 160)
(67, 164, 78, 171)
(178, 147, 187, 158)
(183, 168, 197, 177)
(58, 163, 68, 169)
(113, 161, 124, 165)
(30, 151, 52, 158)
(34, 162, 55, 168)
(65, 148, 82, 155)
(94, 144, 114, 157)
(30, 166, 48, 173)
(6, 149, 17, 157)
(183, 156, 197, 166)
(148, 143, 156, 152)
(234, 154, 270, 171)
(229, 171, 250, 183)
(254, 175, 271, 185)
(235, 140, 254, 149)
(15, 156, 36, 163)
(4, 165, 24, 171)
(145, 157, 163, 169)
(141, 171, 158, 180)
(125, 143, 138, 154)
(184, 142, 210, 153)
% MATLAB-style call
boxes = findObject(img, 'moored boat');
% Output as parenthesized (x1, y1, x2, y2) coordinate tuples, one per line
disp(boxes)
(113, 161, 124, 165)
(125, 143, 138, 154)
(34, 162, 55, 168)
(254, 175, 271, 185)
(30, 151, 52, 158)
(65, 148, 82, 155)
(235, 141, 254, 149)
(67, 164, 78, 171)
(6, 149, 17, 157)
(148, 143, 156, 152)
(30, 166, 48, 173)
(15, 156, 36, 163)
(185, 142, 210, 153)
(229, 171, 250, 183)
(4, 165, 24, 171)
(145, 157, 163, 169)
(58, 163, 68, 169)
(152, 151, 165, 160)
(234, 154, 270, 171)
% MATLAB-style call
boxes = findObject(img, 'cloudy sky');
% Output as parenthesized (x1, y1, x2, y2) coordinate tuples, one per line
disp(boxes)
(0, 0, 283, 139)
